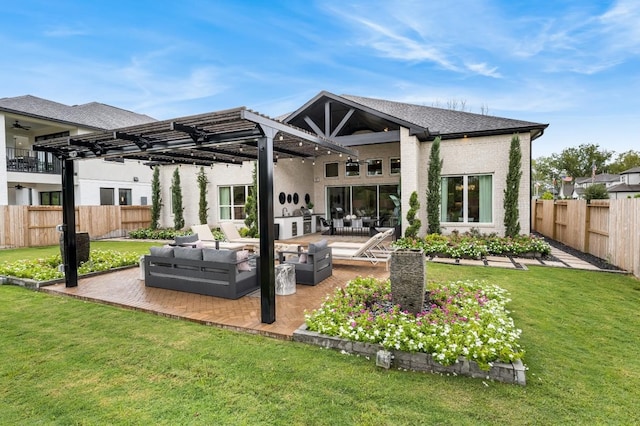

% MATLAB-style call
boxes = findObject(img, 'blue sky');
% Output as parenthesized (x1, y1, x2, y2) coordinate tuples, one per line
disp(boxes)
(1, 0, 638, 158)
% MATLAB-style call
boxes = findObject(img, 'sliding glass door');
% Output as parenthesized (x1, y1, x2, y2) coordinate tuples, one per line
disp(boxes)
(326, 184, 399, 226)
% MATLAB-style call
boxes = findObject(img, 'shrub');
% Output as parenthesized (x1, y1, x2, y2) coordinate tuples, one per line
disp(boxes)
(393, 232, 551, 258)
(128, 228, 191, 240)
(0, 250, 141, 281)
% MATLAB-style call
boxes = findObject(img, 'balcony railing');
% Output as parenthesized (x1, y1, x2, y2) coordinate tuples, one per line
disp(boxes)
(6, 147, 62, 174)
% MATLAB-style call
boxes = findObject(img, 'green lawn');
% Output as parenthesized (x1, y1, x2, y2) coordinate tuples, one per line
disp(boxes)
(1, 262, 639, 425)
(0, 240, 162, 263)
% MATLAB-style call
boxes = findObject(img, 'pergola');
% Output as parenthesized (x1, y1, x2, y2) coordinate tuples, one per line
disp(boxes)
(33, 107, 357, 323)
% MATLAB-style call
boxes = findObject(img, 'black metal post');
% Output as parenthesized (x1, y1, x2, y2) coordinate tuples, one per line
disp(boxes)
(257, 131, 276, 323)
(61, 158, 78, 287)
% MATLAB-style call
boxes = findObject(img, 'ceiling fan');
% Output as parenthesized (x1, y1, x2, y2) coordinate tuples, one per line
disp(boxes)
(12, 120, 31, 130)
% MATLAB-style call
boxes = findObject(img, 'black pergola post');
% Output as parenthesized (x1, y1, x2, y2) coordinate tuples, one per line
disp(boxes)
(61, 158, 78, 287)
(257, 130, 276, 324)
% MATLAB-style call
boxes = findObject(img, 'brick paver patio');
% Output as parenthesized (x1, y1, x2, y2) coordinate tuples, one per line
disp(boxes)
(41, 261, 389, 339)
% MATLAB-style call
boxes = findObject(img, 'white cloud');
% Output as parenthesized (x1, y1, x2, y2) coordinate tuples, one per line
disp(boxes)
(465, 62, 502, 78)
(43, 26, 89, 37)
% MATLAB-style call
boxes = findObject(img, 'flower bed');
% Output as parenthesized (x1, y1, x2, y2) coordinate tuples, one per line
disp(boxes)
(0, 250, 141, 282)
(303, 277, 524, 376)
(392, 231, 551, 259)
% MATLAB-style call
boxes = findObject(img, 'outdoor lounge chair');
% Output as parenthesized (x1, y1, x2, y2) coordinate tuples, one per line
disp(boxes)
(277, 239, 333, 285)
(219, 222, 260, 245)
(328, 229, 394, 269)
(190, 225, 246, 250)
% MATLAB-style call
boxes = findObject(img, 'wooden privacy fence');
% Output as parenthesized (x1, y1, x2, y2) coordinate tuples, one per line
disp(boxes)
(0, 205, 151, 248)
(532, 199, 640, 278)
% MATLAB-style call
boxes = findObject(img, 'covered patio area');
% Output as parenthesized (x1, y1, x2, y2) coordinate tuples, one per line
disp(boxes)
(33, 107, 358, 325)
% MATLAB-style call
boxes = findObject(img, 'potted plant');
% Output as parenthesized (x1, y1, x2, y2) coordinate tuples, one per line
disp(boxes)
(306, 201, 314, 214)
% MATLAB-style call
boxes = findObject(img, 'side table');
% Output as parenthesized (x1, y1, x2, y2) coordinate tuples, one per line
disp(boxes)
(275, 263, 296, 295)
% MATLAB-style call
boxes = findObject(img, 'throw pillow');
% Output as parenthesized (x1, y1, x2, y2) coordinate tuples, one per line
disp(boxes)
(202, 248, 236, 263)
(298, 252, 308, 263)
(237, 250, 251, 272)
(308, 239, 328, 253)
(150, 246, 174, 257)
(175, 234, 199, 245)
(174, 247, 203, 260)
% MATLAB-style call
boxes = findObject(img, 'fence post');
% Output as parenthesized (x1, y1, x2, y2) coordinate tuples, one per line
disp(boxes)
(552, 201, 557, 240)
(584, 203, 591, 254)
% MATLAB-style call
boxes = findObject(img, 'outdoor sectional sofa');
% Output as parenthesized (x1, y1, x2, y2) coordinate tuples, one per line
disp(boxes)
(144, 246, 260, 299)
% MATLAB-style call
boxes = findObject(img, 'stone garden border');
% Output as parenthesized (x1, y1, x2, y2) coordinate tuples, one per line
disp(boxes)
(293, 324, 526, 385)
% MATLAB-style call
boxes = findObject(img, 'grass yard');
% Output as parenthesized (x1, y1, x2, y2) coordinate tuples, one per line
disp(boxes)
(0, 240, 162, 264)
(0, 262, 638, 424)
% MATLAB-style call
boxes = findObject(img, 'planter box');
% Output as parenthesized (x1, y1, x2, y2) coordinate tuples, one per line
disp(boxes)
(293, 325, 526, 386)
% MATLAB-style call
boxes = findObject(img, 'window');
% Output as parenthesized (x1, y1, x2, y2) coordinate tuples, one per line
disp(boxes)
(219, 185, 252, 220)
(100, 188, 115, 205)
(390, 158, 401, 175)
(366, 159, 383, 176)
(325, 162, 339, 178)
(441, 175, 492, 223)
(119, 188, 132, 205)
(40, 191, 61, 206)
(345, 160, 360, 177)
(327, 184, 400, 227)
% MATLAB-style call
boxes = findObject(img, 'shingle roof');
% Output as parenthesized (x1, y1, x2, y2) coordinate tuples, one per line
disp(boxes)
(0, 95, 156, 130)
(575, 173, 621, 185)
(620, 166, 640, 174)
(340, 94, 547, 136)
(607, 183, 640, 193)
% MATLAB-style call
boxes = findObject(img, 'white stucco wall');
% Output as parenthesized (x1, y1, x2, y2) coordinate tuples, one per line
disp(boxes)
(75, 159, 152, 206)
(434, 133, 532, 235)
(0, 114, 8, 205)
(151, 133, 534, 236)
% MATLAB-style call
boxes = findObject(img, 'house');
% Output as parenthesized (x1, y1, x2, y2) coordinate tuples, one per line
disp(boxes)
(1, 95, 156, 206)
(571, 173, 624, 200)
(155, 91, 548, 236)
(607, 167, 640, 199)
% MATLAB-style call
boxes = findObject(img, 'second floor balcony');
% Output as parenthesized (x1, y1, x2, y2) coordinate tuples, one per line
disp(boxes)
(6, 147, 62, 174)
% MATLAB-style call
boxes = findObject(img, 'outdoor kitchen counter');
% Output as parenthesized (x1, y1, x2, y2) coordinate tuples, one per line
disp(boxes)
(274, 214, 321, 239)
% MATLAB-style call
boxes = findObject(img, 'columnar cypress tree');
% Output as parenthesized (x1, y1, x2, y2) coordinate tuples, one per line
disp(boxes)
(244, 163, 258, 237)
(197, 167, 209, 225)
(503, 134, 522, 237)
(426, 137, 442, 234)
(171, 167, 184, 230)
(150, 166, 161, 230)
(404, 191, 421, 238)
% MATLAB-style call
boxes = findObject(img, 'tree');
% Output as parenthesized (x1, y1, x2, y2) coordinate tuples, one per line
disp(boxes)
(504, 135, 522, 237)
(404, 191, 421, 238)
(426, 137, 442, 234)
(171, 167, 184, 230)
(243, 163, 259, 237)
(583, 184, 609, 202)
(197, 167, 209, 225)
(608, 150, 640, 174)
(150, 166, 161, 230)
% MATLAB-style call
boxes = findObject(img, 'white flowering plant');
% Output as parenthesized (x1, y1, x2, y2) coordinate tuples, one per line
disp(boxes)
(0, 250, 141, 281)
(305, 276, 524, 370)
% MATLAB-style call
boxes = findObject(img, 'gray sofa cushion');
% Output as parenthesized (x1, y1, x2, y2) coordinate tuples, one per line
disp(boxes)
(175, 234, 199, 245)
(150, 246, 174, 257)
(308, 239, 328, 254)
(202, 248, 236, 263)
(174, 247, 203, 260)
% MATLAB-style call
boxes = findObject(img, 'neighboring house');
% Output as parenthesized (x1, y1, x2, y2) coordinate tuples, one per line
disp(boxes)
(607, 167, 640, 199)
(572, 173, 622, 199)
(156, 91, 548, 236)
(1, 95, 156, 206)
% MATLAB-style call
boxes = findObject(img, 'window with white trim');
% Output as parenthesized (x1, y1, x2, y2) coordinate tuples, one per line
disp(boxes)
(390, 158, 401, 175)
(441, 175, 493, 223)
(366, 159, 383, 176)
(325, 162, 339, 178)
(219, 185, 252, 220)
